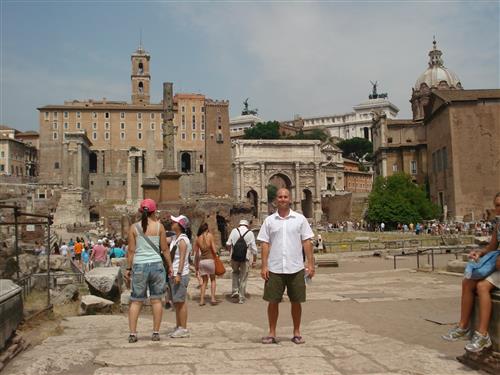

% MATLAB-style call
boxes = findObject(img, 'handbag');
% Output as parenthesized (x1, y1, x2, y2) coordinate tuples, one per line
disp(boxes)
(464, 250, 500, 279)
(210, 247, 226, 276)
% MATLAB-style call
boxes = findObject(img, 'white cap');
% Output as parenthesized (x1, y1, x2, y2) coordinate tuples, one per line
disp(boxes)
(239, 219, 250, 227)
(97, 239, 103, 244)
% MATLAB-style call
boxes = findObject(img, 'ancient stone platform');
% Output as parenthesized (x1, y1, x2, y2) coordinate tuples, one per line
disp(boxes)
(3, 314, 480, 375)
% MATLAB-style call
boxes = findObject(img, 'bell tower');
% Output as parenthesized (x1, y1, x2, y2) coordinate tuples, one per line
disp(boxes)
(131, 42, 151, 104)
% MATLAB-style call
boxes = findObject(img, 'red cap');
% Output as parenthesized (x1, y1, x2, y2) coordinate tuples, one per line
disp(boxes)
(139, 198, 156, 213)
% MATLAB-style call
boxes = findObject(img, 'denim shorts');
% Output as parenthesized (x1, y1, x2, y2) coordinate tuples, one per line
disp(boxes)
(168, 275, 190, 303)
(130, 262, 166, 301)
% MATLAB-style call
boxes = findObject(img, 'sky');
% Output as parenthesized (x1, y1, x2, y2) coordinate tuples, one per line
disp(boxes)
(0, 1, 498, 132)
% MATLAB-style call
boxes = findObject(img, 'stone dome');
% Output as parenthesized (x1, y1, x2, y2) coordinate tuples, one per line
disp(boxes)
(414, 39, 463, 90)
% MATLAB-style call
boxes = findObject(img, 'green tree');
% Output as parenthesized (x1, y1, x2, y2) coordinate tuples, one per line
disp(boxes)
(366, 173, 440, 228)
(243, 121, 281, 139)
(288, 129, 328, 141)
(267, 184, 278, 202)
(336, 137, 373, 161)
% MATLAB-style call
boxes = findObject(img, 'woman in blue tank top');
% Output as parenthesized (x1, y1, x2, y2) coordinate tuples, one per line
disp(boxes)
(126, 199, 173, 343)
(442, 192, 500, 352)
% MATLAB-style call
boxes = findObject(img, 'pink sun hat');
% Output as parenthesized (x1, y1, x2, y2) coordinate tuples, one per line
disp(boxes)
(139, 198, 157, 213)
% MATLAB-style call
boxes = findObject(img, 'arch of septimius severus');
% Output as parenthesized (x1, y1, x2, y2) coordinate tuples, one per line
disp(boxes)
(232, 139, 345, 223)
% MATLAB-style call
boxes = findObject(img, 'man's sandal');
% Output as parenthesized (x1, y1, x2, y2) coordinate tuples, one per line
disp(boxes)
(262, 336, 278, 344)
(291, 336, 305, 344)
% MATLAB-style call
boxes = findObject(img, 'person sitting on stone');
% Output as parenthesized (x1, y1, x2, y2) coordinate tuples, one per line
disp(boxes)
(442, 192, 500, 352)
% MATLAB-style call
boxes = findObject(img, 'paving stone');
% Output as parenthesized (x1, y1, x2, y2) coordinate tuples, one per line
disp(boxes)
(226, 346, 324, 361)
(195, 360, 280, 375)
(94, 348, 228, 366)
(274, 357, 341, 375)
(94, 365, 193, 375)
(330, 354, 387, 374)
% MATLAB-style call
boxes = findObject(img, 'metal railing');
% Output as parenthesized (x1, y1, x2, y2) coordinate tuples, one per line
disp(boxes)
(392, 245, 475, 271)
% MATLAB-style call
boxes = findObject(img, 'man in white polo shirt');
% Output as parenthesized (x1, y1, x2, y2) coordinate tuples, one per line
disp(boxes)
(257, 188, 315, 345)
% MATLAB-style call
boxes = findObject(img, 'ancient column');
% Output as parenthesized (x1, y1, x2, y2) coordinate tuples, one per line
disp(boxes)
(158, 82, 181, 202)
(235, 162, 241, 201)
(126, 155, 133, 203)
(259, 163, 267, 222)
(294, 162, 302, 213)
(314, 162, 322, 222)
(239, 163, 245, 201)
(137, 153, 143, 200)
(76, 142, 82, 188)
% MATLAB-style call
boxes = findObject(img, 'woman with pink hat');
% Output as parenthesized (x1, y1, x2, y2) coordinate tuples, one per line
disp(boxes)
(126, 199, 173, 343)
(168, 214, 192, 338)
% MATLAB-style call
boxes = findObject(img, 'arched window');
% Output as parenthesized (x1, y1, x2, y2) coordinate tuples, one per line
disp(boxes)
(181, 152, 191, 173)
(138, 81, 144, 93)
(138, 62, 144, 74)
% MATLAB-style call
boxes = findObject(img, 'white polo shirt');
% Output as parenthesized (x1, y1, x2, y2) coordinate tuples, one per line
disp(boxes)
(257, 209, 314, 274)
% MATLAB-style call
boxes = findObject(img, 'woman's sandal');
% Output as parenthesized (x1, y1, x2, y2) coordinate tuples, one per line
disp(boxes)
(291, 336, 305, 344)
(199, 302, 206, 306)
(262, 336, 278, 344)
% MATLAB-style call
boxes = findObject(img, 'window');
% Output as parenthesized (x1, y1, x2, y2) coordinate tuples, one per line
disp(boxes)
(437, 149, 443, 172)
(410, 160, 417, 175)
(181, 115, 186, 129)
(93, 122, 97, 130)
(105, 132, 110, 140)
(137, 122, 142, 130)
(107, 181, 110, 186)
(38, 193, 45, 199)
(120, 122, 125, 130)
(432, 152, 437, 173)
(387, 137, 393, 143)
(327, 177, 334, 190)
(120, 132, 125, 140)
(0, 164, 4, 172)
(392, 164, 398, 172)
(201, 115, 205, 130)
(64, 111, 69, 118)
(201, 134, 205, 141)
(201, 106, 205, 113)
(199, 164, 204, 173)
(76, 122, 81, 129)
(63, 122, 68, 129)
(192, 106, 195, 112)
(93, 112, 97, 118)
(105, 112, 110, 119)
(53, 111, 58, 118)
(150, 113, 155, 119)
(137, 112, 142, 120)
(192, 133, 196, 140)
(192, 116, 196, 130)
(92, 132, 97, 140)
(150, 122, 155, 130)
(44, 112, 49, 120)
(442, 147, 448, 170)
(137, 132, 142, 140)
(52, 122, 58, 130)
(54, 162, 60, 169)
(218, 116, 222, 124)
(76, 111, 81, 119)
(181, 106, 185, 113)
(138, 82, 143, 93)
(120, 112, 125, 119)
(181, 132, 186, 140)
(105, 122, 110, 130)
(181, 152, 191, 172)
(53, 132, 58, 140)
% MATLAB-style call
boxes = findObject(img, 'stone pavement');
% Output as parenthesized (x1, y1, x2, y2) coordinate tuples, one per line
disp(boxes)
(4, 268, 481, 375)
(191, 268, 461, 303)
(4, 314, 480, 375)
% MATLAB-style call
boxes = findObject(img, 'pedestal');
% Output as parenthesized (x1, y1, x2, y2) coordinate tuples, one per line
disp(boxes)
(158, 171, 181, 202)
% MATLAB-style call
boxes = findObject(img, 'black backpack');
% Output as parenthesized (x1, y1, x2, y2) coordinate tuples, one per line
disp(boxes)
(231, 228, 250, 262)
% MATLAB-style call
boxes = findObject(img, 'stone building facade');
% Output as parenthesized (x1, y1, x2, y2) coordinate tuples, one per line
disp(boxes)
(232, 139, 344, 222)
(37, 45, 232, 206)
(281, 90, 399, 142)
(343, 158, 373, 193)
(0, 125, 38, 179)
(372, 40, 500, 221)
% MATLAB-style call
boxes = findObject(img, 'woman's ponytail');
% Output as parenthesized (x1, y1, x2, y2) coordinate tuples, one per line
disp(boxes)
(141, 207, 149, 233)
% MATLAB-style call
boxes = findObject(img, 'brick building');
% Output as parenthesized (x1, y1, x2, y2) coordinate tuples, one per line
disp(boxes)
(343, 158, 373, 193)
(373, 40, 500, 221)
(37, 45, 232, 203)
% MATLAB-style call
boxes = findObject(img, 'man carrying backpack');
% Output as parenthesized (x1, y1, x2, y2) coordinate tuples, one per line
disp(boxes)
(226, 219, 258, 304)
